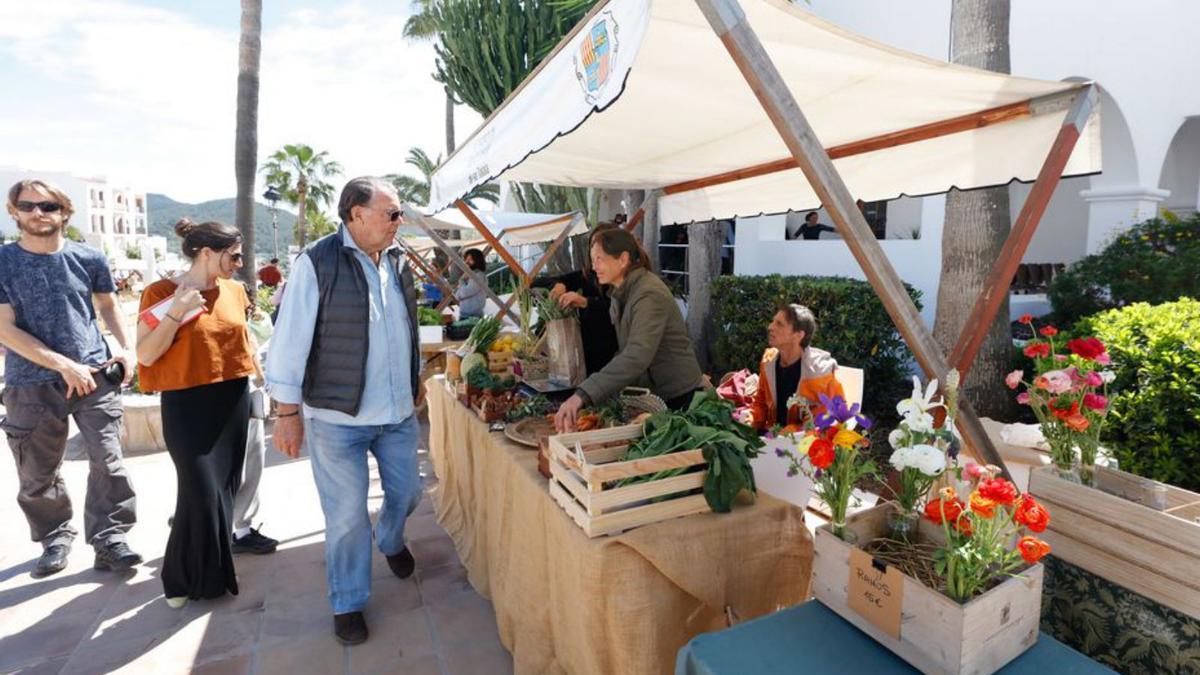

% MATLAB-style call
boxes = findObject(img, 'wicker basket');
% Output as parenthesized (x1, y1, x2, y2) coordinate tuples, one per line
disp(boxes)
(618, 387, 668, 419)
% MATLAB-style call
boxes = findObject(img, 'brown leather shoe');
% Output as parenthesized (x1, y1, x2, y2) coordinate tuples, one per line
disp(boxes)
(386, 547, 415, 579)
(333, 611, 368, 645)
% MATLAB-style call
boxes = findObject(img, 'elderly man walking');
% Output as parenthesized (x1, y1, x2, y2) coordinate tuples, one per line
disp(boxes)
(0, 179, 142, 578)
(266, 177, 424, 645)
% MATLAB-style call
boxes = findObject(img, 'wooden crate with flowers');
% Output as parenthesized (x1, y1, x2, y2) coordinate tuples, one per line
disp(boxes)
(1010, 317, 1200, 619)
(776, 380, 1053, 675)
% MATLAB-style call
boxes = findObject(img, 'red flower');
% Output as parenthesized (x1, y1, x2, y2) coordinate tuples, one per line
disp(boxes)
(1066, 337, 1107, 361)
(1013, 495, 1050, 533)
(1019, 314, 1034, 324)
(1049, 400, 1090, 432)
(1039, 326, 1059, 337)
(808, 438, 835, 469)
(978, 478, 1019, 506)
(1018, 536, 1051, 564)
(1023, 342, 1051, 358)
(924, 496, 964, 526)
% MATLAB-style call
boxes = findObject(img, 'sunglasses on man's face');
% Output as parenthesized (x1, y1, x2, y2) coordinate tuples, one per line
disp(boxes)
(15, 201, 63, 214)
(385, 209, 402, 223)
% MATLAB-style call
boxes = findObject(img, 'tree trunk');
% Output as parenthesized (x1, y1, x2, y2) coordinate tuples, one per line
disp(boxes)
(686, 220, 723, 371)
(934, 0, 1013, 418)
(234, 0, 262, 291)
(445, 88, 456, 155)
(296, 180, 310, 249)
(639, 190, 660, 273)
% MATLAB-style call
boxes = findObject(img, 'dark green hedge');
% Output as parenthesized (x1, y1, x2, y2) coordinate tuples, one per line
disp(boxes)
(1073, 298, 1200, 491)
(710, 275, 921, 426)
(1048, 214, 1200, 322)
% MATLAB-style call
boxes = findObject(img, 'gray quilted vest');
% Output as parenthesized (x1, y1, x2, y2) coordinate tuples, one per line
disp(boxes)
(301, 228, 419, 416)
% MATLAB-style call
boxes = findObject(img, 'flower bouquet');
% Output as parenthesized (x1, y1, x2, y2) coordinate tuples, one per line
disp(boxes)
(885, 373, 961, 539)
(776, 393, 874, 541)
(1007, 315, 1114, 484)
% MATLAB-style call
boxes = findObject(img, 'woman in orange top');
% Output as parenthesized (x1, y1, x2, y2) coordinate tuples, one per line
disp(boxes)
(745, 304, 845, 432)
(136, 219, 256, 608)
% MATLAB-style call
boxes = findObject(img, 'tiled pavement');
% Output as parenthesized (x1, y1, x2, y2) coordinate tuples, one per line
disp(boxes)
(0, 414, 513, 675)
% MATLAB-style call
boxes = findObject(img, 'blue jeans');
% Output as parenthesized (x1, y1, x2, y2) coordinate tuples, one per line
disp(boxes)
(306, 414, 421, 614)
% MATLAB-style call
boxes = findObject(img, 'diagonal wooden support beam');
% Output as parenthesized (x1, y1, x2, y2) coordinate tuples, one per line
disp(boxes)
(456, 200, 528, 283)
(949, 84, 1098, 378)
(694, 0, 1011, 479)
(404, 205, 519, 325)
(398, 238, 456, 302)
(497, 213, 582, 316)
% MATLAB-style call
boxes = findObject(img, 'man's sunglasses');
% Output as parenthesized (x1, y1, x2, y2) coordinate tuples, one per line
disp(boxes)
(386, 209, 402, 222)
(15, 201, 63, 213)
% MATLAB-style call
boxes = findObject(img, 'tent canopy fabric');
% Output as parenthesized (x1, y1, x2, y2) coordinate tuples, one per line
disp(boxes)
(402, 210, 585, 247)
(429, 0, 1102, 225)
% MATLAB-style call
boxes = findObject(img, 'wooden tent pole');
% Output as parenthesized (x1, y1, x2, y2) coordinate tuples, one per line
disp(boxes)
(404, 206, 519, 325)
(456, 200, 528, 283)
(693, 0, 1011, 479)
(949, 85, 1098, 377)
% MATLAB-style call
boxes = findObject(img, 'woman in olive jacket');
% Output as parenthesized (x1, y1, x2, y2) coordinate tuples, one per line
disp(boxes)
(554, 228, 705, 431)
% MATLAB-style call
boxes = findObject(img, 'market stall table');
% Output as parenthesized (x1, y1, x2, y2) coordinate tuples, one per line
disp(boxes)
(426, 376, 812, 675)
(675, 600, 1115, 675)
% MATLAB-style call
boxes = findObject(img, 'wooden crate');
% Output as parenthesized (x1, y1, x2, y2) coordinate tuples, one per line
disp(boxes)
(547, 424, 710, 537)
(488, 350, 514, 373)
(1028, 465, 1200, 619)
(813, 504, 1043, 675)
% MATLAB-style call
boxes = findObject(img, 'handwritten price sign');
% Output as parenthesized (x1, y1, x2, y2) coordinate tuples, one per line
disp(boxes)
(848, 547, 903, 639)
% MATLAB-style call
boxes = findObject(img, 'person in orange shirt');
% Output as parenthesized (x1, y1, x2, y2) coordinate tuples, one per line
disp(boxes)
(745, 304, 845, 431)
(136, 218, 258, 609)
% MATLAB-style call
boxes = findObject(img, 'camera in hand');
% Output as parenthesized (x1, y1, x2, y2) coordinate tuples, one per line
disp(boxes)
(101, 361, 126, 385)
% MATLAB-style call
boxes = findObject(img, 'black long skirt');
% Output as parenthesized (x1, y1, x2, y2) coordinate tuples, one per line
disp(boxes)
(160, 377, 249, 600)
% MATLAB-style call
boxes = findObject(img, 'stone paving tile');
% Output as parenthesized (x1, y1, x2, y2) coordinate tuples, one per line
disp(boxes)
(0, 412, 512, 674)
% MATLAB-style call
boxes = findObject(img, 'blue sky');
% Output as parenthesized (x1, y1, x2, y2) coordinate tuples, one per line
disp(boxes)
(0, 0, 481, 203)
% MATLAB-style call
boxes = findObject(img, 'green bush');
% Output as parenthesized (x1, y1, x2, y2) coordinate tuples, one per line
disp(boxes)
(1074, 298, 1200, 490)
(710, 275, 921, 427)
(1048, 214, 1200, 322)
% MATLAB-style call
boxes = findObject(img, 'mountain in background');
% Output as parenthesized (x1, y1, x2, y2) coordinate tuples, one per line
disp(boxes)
(147, 193, 299, 261)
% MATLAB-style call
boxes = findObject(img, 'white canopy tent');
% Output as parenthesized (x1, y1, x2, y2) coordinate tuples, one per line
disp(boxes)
(428, 0, 1103, 475)
(429, 0, 1100, 223)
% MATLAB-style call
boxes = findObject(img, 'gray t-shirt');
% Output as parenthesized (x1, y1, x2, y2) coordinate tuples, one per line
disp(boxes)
(0, 241, 115, 386)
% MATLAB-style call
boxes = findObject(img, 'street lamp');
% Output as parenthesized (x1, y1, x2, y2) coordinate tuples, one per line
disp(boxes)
(263, 185, 281, 260)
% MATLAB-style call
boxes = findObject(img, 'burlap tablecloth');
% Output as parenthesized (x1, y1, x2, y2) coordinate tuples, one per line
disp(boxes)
(427, 377, 812, 675)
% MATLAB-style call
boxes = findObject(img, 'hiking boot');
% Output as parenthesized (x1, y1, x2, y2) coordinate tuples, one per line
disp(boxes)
(386, 547, 415, 579)
(33, 543, 71, 578)
(94, 542, 143, 572)
(333, 611, 368, 645)
(232, 528, 278, 555)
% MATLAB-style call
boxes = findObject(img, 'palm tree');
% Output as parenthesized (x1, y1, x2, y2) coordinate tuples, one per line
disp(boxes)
(933, 0, 1013, 417)
(260, 144, 343, 249)
(404, 1, 457, 155)
(234, 0, 261, 289)
(386, 146, 498, 208)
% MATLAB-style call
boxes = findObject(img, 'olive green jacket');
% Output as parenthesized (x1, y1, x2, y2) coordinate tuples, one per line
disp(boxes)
(577, 267, 704, 404)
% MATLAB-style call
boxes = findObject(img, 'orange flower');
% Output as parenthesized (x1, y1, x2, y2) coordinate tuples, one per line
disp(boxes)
(1050, 401, 1091, 432)
(924, 496, 964, 526)
(1018, 536, 1051, 564)
(1013, 495, 1050, 533)
(955, 517, 974, 537)
(968, 491, 997, 519)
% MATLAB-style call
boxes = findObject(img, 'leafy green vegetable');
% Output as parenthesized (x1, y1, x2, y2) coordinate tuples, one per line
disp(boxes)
(506, 394, 555, 422)
(418, 307, 444, 326)
(465, 315, 502, 354)
(536, 289, 578, 322)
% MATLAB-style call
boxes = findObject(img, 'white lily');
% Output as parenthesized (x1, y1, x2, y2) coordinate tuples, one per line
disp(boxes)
(896, 376, 943, 422)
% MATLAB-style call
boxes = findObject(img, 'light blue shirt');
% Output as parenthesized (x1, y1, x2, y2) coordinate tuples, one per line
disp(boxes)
(455, 275, 486, 318)
(266, 228, 414, 426)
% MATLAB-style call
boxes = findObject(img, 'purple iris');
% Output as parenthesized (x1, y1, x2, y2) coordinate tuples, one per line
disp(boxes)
(814, 468, 824, 479)
(775, 447, 787, 458)
(814, 393, 873, 430)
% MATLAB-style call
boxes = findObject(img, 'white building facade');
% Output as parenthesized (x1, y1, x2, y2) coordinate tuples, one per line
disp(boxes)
(0, 166, 167, 275)
(733, 0, 1200, 325)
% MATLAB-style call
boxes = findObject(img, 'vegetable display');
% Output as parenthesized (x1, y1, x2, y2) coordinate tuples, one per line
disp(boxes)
(464, 315, 502, 354)
(536, 289, 578, 322)
(418, 307, 444, 326)
(619, 390, 763, 513)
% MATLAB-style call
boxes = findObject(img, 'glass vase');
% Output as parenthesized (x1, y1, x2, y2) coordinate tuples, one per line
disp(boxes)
(888, 507, 920, 542)
(1046, 438, 1080, 483)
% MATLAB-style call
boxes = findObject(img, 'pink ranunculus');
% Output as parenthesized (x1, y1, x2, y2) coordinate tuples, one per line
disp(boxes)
(1038, 370, 1074, 394)
(1085, 371, 1103, 388)
(1095, 351, 1112, 366)
(1006, 370, 1024, 390)
(1054, 354, 1068, 361)
(964, 462, 986, 480)
(1016, 392, 1031, 405)
(1083, 393, 1108, 412)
